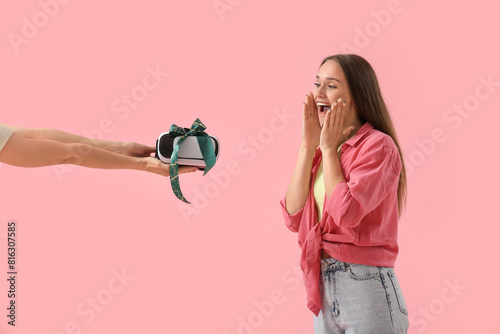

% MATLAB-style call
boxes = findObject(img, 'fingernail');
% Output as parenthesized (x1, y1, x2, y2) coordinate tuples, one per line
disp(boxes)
(334, 101, 337, 106)
(338, 98, 342, 102)
(343, 101, 346, 105)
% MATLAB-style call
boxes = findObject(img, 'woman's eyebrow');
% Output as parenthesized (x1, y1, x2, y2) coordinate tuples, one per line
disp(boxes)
(316, 75, 340, 83)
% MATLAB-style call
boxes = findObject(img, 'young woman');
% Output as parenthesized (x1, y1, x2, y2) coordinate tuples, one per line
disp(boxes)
(0, 123, 198, 176)
(280, 54, 409, 333)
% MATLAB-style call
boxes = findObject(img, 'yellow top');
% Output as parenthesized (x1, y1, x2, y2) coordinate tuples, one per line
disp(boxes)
(313, 144, 343, 222)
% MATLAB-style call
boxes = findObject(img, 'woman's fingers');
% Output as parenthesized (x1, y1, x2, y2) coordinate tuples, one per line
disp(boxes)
(337, 99, 345, 129)
(137, 145, 156, 157)
(305, 92, 312, 118)
(338, 100, 357, 141)
(179, 166, 199, 174)
(332, 98, 346, 130)
(323, 108, 330, 129)
(307, 92, 318, 119)
(331, 100, 339, 128)
(124, 142, 156, 157)
(303, 91, 320, 123)
(303, 93, 310, 120)
(309, 92, 317, 113)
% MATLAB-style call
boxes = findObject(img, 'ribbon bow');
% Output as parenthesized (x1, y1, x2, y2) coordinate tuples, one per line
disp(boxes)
(168, 118, 216, 203)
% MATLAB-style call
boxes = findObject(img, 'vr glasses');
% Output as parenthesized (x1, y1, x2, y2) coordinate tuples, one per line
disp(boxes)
(155, 129, 220, 170)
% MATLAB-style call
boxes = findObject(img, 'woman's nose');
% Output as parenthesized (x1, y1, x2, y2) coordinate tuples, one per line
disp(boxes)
(315, 86, 326, 98)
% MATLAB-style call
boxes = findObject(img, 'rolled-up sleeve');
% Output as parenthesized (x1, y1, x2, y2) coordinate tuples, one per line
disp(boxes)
(324, 137, 401, 229)
(280, 196, 304, 233)
(0, 125, 14, 152)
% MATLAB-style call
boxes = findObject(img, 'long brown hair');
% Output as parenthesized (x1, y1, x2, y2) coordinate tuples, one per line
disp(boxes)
(321, 54, 407, 215)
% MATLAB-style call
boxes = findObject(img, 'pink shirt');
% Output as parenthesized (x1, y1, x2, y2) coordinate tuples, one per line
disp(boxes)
(280, 122, 402, 316)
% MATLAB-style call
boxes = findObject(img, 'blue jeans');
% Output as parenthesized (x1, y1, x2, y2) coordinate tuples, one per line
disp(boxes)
(314, 257, 409, 333)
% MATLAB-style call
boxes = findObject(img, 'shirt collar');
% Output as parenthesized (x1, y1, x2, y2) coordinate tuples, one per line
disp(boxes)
(343, 122, 373, 147)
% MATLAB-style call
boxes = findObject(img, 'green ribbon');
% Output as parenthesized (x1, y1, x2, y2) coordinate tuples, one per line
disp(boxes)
(168, 118, 216, 203)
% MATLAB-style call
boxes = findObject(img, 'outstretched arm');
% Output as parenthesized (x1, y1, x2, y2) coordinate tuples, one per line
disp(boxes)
(0, 123, 154, 157)
(0, 132, 197, 176)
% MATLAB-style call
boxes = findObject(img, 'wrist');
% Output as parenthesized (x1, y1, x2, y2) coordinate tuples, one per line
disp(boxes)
(299, 143, 318, 154)
(320, 140, 343, 155)
(320, 146, 338, 156)
(321, 147, 341, 166)
(137, 157, 148, 171)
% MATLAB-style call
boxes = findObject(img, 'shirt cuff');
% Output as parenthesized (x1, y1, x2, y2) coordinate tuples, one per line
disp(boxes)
(280, 196, 304, 233)
(324, 180, 361, 228)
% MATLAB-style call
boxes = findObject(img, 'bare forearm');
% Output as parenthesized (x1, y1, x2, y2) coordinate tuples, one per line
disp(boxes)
(285, 145, 316, 214)
(2, 124, 123, 153)
(0, 133, 143, 171)
(65, 143, 144, 170)
(37, 128, 123, 153)
(322, 149, 345, 198)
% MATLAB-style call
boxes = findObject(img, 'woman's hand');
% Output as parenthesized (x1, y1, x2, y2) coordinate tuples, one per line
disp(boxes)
(320, 98, 356, 153)
(119, 142, 156, 157)
(302, 91, 322, 150)
(141, 156, 198, 177)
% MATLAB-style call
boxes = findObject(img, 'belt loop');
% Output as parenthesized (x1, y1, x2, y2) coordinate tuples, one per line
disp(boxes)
(320, 259, 327, 271)
(339, 259, 348, 272)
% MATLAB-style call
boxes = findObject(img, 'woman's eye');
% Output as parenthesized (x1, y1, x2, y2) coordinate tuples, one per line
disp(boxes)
(314, 83, 320, 88)
(328, 85, 337, 89)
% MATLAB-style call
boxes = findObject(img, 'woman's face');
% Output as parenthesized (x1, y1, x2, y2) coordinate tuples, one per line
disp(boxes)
(314, 60, 356, 127)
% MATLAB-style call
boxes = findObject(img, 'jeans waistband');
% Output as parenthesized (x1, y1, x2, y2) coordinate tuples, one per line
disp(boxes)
(320, 257, 348, 272)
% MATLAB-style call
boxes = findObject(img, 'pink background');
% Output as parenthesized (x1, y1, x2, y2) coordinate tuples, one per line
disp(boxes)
(1, 0, 499, 333)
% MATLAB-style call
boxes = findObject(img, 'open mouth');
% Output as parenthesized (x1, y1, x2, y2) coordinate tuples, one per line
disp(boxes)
(317, 102, 331, 113)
